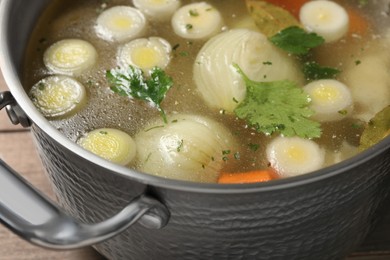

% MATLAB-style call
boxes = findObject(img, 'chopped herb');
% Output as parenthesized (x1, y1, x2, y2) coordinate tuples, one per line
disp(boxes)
(234, 152, 241, 160)
(338, 109, 348, 116)
(144, 152, 152, 164)
(106, 65, 173, 123)
(145, 125, 165, 132)
(352, 123, 363, 129)
(99, 131, 108, 135)
(303, 61, 340, 80)
(172, 43, 180, 51)
(179, 51, 189, 57)
(269, 26, 325, 55)
(202, 164, 206, 169)
(211, 156, 215, 161)
(185, 24, 193, 30)
(171, 119, 178, 123)
(222, 150, 231, 155)
(263, 61, 273, 65)
(233, 97, 239, 103)
(355, 60, 361, 65)
(222, 156, 229, 162)
(358, 0, 368, 7)
(233, 64, 322, 138)
(38, 83, 45, 91)
(248, 143, 260, 152)
(177, 139, 184, 152)
(189, 9, 199, 16)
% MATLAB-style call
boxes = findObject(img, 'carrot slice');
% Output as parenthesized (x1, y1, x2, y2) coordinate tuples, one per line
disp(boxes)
(218, 169, 277, 184)
(347, 8, 370, 36)
(265, 0, 309, 18)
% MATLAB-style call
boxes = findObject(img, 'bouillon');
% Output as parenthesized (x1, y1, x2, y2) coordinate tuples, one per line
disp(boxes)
(24, 0, 390, 183)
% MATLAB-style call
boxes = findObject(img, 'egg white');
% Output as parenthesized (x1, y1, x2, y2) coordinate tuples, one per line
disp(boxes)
(95, 6, 147, 42)
(29, 75, 86, 118)
(117, 37, 172, 73)
(43, 39, 97, 76)
(171, 2, 223, 40)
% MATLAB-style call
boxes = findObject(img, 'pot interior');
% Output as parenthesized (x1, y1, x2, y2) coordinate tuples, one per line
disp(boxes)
(1, 0, 390, 192)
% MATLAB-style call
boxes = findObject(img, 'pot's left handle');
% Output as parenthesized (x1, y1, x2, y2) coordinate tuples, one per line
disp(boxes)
(0, 91, 170, 249)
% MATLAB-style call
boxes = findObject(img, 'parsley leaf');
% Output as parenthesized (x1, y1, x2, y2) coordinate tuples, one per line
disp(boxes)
(233, 64, 322, 138)
(303, 61, 341, 80)
(106, 65, 173, 123)
(269, 26, 325, 55)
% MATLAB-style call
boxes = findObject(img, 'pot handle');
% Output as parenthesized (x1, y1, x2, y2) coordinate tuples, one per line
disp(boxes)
(1, 92, 169, 249)
(0, 159, 170, 249)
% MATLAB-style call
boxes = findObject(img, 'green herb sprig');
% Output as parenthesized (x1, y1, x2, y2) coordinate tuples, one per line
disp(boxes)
(233, 64, 322, 139)
(303, 61, 340, 80)
(269, 26, 324, 55)
(269, 26, 341, 81)
(106, 65, 173, 123)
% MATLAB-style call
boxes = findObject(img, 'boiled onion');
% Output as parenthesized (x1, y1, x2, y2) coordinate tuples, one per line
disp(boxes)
(134, 114, 237, 182)
(193, 29, 304, 113)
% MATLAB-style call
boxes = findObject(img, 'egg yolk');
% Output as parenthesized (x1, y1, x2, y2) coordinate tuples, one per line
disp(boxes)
(37, 83, 78, 110)
(311, 85, 341, 104)
(316, 10, 332, 22)
(150, 0, 168, 5)
(53, 45, 88, 66)
(285, 145, 308, 163)
(131, 47, 160, 68)
(81, 132, 121, 161)
(110, 16, 133, 30)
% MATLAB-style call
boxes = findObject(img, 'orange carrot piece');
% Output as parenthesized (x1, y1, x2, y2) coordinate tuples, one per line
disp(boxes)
(347, 8, 370, 36)
(218, 169, 277, 184)
(264, 0, 309, 18)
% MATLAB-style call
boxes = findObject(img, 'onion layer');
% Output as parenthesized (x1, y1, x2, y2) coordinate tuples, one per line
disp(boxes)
(193, 29, 304, 113)
(134, 114, 237, 182)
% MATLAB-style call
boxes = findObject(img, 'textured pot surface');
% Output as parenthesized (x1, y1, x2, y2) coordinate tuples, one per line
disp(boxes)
(1, 0, 390, 259)
(32, 124, 390, 260)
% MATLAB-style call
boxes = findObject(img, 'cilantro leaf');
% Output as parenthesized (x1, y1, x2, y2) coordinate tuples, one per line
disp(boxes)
(303, 61, 341, 80)
(106, 65, 173, 123)
(269, 26, 325, 55)
(233, 64, 322, 138)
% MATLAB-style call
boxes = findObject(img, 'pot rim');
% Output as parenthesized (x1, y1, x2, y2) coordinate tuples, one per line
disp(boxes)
(1, 0, 389, 195)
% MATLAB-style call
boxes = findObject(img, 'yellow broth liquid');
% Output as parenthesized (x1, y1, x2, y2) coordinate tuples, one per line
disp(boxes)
(23, 0, 390, 179)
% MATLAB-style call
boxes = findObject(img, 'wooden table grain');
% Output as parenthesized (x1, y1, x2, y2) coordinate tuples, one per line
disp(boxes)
(1, 71, 389, 259)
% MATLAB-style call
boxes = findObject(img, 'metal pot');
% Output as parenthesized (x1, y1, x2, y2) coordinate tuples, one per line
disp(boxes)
(1, 0, 390, 259)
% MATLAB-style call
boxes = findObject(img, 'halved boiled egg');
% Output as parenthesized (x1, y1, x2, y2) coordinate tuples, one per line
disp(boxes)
(43, 39, 97, 76)
(133, 0, 181, 21)
(171, 2, 223, 40)
(95, 6, 147, 42)
(266, 136, 325, 177)
(299, 0, 349, 42)
(78, 128, 137, 166)
(29, 75, 86, 118)
(304, 79, 353, 122)
(117, 37, 172, 73)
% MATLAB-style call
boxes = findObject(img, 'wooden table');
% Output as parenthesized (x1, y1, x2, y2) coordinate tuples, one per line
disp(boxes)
(1, 70, 390, 259)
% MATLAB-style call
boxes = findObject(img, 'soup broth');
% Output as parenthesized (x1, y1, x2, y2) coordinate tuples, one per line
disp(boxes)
(24, 0, 390, 183)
